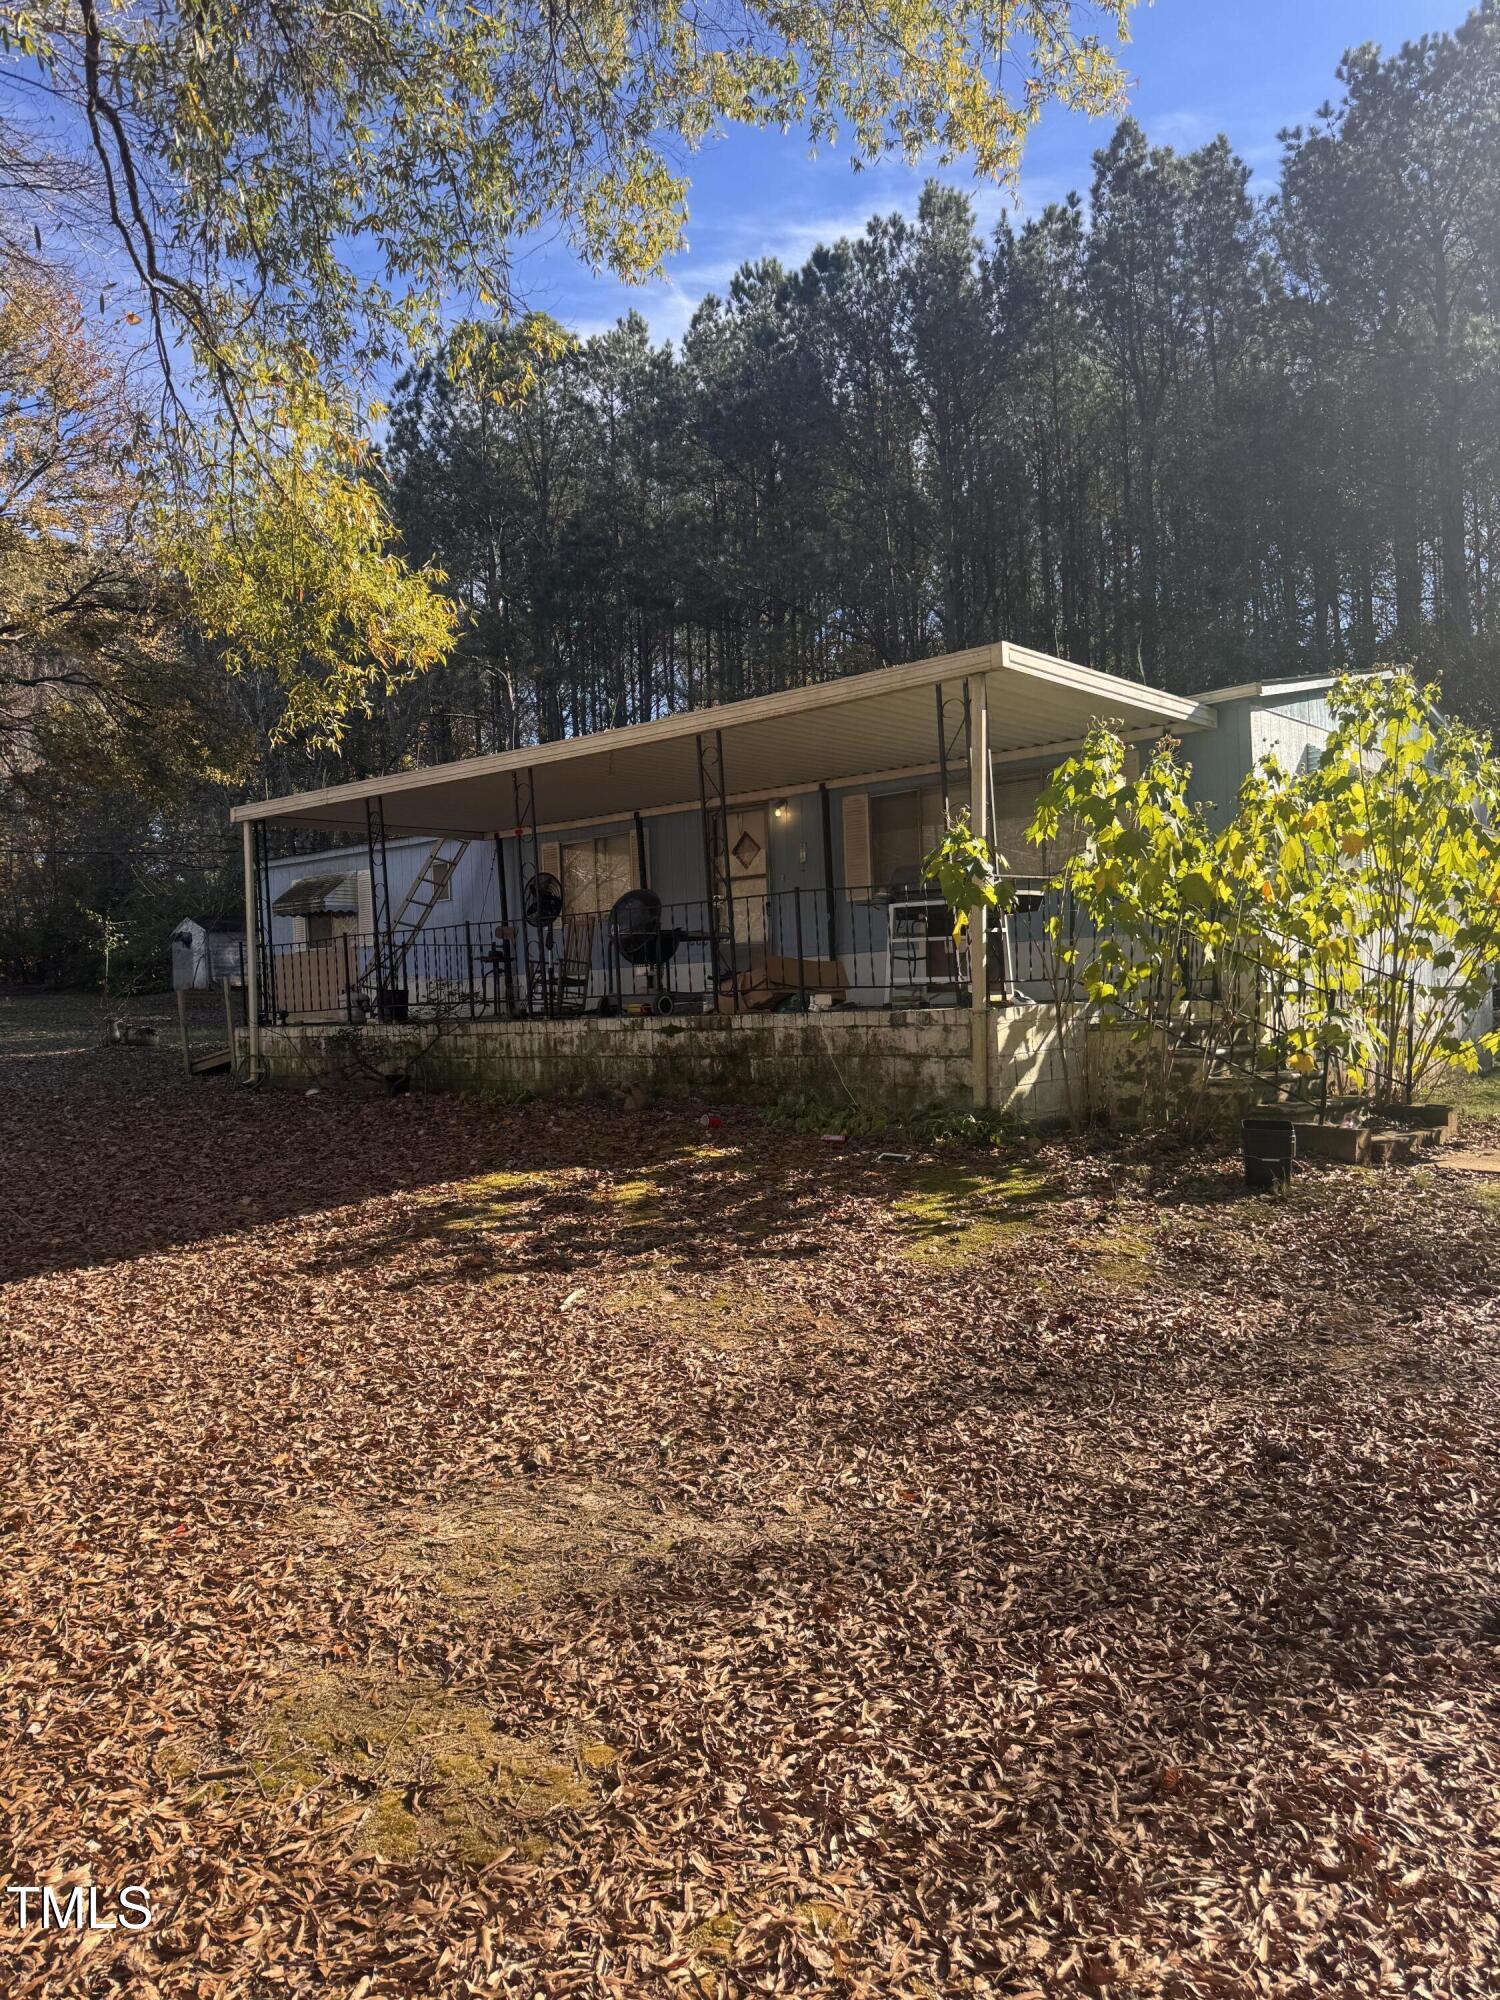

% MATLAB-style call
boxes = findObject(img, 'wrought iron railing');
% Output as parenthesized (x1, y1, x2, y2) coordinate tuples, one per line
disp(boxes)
(256, 878, 1106, 1025)
(257, 883, 1326, 1047)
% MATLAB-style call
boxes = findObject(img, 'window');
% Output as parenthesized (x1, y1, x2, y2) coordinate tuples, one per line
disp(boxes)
(869, 784, 969, 892)
(301, 912, 357, 945)
(427, 857, 455, 902)
(561, 833, 633, 915)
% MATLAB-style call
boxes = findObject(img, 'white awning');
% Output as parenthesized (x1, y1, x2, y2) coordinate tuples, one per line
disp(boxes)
(232, 642, 1216, 838)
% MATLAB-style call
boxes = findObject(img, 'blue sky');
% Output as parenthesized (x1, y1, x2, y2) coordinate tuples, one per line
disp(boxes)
(520, 0, 1470, 346)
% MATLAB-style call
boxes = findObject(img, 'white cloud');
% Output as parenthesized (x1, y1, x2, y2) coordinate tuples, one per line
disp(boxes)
(1148, 107, 1219, 151)
(566, 281, 701, 348)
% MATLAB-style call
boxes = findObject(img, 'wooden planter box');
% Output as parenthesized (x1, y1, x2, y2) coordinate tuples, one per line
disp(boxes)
(1246, 1104, 1457, 1169)
(1290, 1121, 1370, 1165)
(1398, 1103, 1459, 1142)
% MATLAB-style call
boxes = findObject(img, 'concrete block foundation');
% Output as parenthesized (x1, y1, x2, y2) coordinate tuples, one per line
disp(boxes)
(246, 1004, 1087, 1123)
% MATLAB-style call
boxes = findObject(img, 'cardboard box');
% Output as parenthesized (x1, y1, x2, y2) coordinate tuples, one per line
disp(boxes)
(724, 946, 847, 1011)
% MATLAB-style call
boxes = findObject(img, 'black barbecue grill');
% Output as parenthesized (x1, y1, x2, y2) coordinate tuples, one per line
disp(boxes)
(608, 889, 711, 1013)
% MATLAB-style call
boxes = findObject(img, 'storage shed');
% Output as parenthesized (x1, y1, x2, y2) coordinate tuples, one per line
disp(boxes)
(170, 917, 245, 991)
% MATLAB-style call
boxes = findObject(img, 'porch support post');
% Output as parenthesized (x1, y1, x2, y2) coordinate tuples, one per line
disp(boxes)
(988, 717, 1015, 1005)
(492, 831, 516, 1016)
(255, 821, 275, 1019)
(818, 782, 837, 960)
(241, 820, 262, 1082)
(364, 795, 394, 1015)
(966, 669, 991, 1108)
(513, 767, 549, 1015)
(696, 729, 737, 1007)
(935, 682, 953, 820)
(494, 832, 511, 929)
(934, 678, 967, 825)
(514, 768, 543, 907)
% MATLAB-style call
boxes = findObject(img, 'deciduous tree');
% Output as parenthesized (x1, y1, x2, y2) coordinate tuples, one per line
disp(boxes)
(0, 0, 1138, 739)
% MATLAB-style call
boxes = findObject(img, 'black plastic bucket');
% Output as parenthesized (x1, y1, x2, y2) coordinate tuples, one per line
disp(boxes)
(1243, 1117, 1296, 1188)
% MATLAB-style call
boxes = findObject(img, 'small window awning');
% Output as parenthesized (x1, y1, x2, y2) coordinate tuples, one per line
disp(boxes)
(271, 873, 359, 917)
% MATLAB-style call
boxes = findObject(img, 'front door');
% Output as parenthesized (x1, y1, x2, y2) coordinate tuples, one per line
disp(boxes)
(724, 807, 768, 946)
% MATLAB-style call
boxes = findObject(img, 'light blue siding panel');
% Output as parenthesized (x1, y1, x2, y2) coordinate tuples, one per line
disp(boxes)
(1251, 693, 1336, 778)
(1183, 699, 1255, 828)
(1189, 688, 1338, 828)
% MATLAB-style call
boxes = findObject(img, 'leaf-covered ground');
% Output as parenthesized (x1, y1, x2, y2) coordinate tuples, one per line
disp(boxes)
(2, 994, 1498, 1999)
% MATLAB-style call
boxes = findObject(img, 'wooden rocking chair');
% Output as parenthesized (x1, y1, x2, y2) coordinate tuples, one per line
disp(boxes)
(526, 916, 594, 1017)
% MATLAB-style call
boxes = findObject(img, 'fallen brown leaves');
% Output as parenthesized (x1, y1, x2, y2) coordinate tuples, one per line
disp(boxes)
(1, 996, 1497, 1998)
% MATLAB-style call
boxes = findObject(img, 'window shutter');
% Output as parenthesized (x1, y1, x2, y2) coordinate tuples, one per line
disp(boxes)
(841, 793, 871, 892)
(539, 840, 561, 884)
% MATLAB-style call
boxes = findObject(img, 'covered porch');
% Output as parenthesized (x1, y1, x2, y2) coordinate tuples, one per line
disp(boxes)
(232, 642, 1215, 1106)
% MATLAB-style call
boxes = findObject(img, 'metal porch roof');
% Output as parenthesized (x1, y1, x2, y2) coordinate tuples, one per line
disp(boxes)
(231, 642, 1216, 839)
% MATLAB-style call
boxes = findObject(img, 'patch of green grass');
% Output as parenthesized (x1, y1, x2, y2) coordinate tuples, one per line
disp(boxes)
(604, 1174, 663, 1223)
(598, 1275, 823, 1348)
(892, 1163, 1060, 1266)
(1431, 1068, 1500, 1119)
(359, 1792, 423, 1862)
(766, 1089, 1021, 1149)
(251, 1670, 595, 1865)
(1069, 1223, 1157, 1291)
(795, 1899, 851, 1940)
(666, 1141, 738, 1165)
(454, 1077, 535, 1108)
(439, 1168, 547, 1233)
(151, 1731, 247, 1804)
(578, 1738, 623, 1774)
(686, 1910, 741, 1967)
